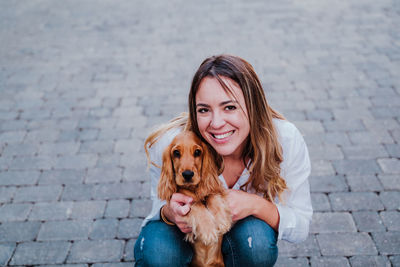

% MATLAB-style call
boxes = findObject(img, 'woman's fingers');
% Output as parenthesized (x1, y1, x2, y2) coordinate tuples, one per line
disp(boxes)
(171, 193, 193, 206)
(170, 193, 193, 216)
(170, 201, 191, 216)
(177, 223, 192, 233)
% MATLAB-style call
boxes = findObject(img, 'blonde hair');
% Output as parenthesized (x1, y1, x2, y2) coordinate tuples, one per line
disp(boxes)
(145, 54, 287, 201)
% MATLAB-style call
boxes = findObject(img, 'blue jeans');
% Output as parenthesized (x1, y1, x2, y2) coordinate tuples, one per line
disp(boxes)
(134, 216, 278, 266)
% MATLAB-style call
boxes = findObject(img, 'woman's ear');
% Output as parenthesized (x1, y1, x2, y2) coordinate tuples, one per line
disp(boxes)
(158, 144, 177, 201)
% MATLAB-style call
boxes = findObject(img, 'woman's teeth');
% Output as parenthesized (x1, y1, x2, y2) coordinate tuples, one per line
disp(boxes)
(213, 131, 234, 139)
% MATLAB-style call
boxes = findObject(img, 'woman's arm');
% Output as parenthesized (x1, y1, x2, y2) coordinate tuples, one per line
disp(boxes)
(226, 189, 280, 231)
(140, 128, 181, 227)
(275, 122, 312, 243)
(227, 121, 312, 243)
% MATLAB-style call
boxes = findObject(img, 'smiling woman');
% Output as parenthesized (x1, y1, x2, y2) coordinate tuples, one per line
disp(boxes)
(134, 54, 313, 267)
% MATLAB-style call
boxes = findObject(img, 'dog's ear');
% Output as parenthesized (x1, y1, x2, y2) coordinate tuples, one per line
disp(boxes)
(198, 142, 224, 198)
(158, 144, 177, 201)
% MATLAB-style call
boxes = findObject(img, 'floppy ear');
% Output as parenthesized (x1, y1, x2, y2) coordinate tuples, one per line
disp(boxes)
(158, 144, 177, 201)
(198, 143, 224, 199)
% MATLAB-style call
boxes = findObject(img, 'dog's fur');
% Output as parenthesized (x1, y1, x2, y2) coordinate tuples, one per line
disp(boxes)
(158, 131, 232, 267)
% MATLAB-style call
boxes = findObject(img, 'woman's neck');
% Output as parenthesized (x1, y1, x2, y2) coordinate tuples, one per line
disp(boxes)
(222, 156, 246, 188)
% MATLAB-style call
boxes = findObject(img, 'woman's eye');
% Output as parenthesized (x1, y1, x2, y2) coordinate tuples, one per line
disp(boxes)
(225, 105, 237, 111)
(173, 150, 181, 158)
(197, 108, 208, 113)
(194, 149, 202, 157)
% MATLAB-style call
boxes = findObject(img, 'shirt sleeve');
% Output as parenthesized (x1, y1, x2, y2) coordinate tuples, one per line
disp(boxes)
(140, 128, 180, 228)
(275, 124, 313, 243)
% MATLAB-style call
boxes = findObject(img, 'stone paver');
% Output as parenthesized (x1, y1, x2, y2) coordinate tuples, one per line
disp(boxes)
(0, 221, 41, 242)
(67, 240, 124, 263)
(0, 243, 15, 266)
(10, 241, 71, 265)
(0, 0, 399, 266)
(37, 220, 92, 241)
(310, 257, 350, 267)
(352, 211, 386, 233)
(317, 233, 378, 256)
(89, 219, 119, 240)
(349, 256, 391, 267)
(310, 212, 357, 234)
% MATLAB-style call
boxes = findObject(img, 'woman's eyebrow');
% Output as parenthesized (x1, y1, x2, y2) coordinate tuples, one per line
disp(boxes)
(196, 103, 210, 107)
(220, 100, 238, 106)
(196, 100, 238, 108)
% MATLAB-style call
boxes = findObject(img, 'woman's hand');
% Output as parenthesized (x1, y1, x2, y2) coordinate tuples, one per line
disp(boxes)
(226, 189, 259, 222)
(163, 193, 193, 233)
(227, 189, 280, 231)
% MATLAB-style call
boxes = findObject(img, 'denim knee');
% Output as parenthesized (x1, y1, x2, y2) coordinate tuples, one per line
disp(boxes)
(134, 221, 193, 267)
(222, 216, 278, 267)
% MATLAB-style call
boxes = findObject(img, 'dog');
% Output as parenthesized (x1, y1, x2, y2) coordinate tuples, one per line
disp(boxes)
(158, 131, 232, 267)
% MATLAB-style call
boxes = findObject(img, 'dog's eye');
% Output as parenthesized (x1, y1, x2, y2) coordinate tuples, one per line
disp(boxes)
(194, 149, 202, 157)
(173, 150, 181, 158)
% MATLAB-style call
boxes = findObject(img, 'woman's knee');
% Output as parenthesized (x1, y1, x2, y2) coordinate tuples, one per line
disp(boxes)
(223, 216, 278, 266)
(134, 221, 193, 267)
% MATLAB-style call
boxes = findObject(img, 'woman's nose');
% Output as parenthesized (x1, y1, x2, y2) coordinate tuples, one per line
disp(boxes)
(210, 111, 225, 128)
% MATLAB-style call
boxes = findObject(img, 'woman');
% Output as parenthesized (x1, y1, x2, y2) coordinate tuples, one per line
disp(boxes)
(134, 54, 312, 266)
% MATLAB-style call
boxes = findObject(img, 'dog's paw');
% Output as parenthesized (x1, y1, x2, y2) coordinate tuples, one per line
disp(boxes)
(213, 209, 232, 235)
(197, 226, 219, 245)
(185, 232, 195, 243)
(217, 218, 231, 235)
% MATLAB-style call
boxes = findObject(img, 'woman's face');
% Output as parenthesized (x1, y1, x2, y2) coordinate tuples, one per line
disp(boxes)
(195, 76, 250, 159)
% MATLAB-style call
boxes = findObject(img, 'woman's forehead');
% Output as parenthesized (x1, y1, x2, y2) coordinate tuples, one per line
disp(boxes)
(196, 76, 244, 102)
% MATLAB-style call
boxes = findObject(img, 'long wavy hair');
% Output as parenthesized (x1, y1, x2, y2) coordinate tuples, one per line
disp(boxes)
(145, 54, 287, 201)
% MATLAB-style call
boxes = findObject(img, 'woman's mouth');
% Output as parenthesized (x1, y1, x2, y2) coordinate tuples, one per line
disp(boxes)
(211, 130, 234, 140)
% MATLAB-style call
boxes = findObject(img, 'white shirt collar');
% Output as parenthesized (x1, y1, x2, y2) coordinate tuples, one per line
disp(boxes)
(218, 167, 250, 190)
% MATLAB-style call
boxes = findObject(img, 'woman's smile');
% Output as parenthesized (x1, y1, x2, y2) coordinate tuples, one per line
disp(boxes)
(211, 130, 235, 140)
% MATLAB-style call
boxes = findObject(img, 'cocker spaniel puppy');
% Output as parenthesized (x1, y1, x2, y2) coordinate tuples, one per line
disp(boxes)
(158, 131, 232, 267)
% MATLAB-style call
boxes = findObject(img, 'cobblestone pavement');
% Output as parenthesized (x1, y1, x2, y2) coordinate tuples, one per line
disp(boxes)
(1, 0, 399, 266)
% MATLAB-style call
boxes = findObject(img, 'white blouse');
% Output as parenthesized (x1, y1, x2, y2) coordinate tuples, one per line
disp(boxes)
(141, 118, 313, 243)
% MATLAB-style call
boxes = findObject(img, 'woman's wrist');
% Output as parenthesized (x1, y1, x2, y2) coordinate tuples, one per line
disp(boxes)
(251, 194, 280, 231)
(250, 194, 265, 216)
(160, 205, 175, 226)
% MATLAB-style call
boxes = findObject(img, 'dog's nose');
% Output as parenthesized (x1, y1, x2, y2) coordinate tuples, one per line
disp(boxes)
(182, 170, 194, 181)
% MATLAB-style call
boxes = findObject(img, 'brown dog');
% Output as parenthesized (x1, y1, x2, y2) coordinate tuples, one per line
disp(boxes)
(158, 131, 232, 267)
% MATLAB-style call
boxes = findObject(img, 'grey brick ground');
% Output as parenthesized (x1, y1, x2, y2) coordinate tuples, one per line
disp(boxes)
(0, 221, 41, 242)
(29, 201, 74, 221)
(0, 170, 40, 186)
(275, 257, 309, 267)
(0, 243, 15, 266)
(1, 0, 399, 266)
(349, 256, 391, 267)
(39, 170, 86, 185)
(67, 240, 124, 263)
(89, 219, 119, 240)
(372, 232, 400, 256)
(317, 233, 378, 256)
(0, 203, 32, 222)
(70, 201, 106, 219)
(310, 212, 356, 234)
(37, 220, 92, 241)
(13, 185, 63, 203)
(10, 241, 71, 265)
(105, 199, 131, 218)
(310, 257, 351, 267)
(310, 193, 331, 212)
(352, 211, 387, 233)
(380, 211, 400, 231)
(329, 192, 385, 211)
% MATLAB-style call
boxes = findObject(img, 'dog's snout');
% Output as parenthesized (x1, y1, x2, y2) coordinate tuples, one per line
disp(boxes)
(182, 170, 194, 181)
